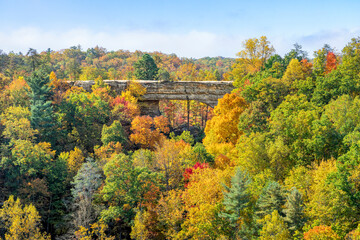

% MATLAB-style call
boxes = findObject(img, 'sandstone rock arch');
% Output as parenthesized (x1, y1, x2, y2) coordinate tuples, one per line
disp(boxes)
(69, 80, 234, 116)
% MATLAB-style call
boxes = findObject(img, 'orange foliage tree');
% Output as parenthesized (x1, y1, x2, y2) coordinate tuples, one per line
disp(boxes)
(130, 115, 169, 149)
(304, 225, 340, 240)
(325, 52, 337, 74)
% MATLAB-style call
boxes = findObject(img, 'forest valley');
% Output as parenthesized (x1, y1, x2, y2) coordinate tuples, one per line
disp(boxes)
(1, 36, 360, 239)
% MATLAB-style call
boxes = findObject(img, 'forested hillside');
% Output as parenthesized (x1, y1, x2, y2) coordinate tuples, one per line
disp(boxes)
(1, 36, 360, 239)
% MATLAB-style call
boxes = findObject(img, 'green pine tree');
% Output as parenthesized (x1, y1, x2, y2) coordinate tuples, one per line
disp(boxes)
(27, 70, 56, 145)
(256, 181, 286, 220)
(283, 187, 306, 234)
(134, 54, 159, 80)
(220, 168, 251, 227)
(220, 168, 254, 239)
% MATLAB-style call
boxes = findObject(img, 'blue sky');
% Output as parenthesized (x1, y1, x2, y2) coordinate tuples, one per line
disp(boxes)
(0, 0, 360, 58)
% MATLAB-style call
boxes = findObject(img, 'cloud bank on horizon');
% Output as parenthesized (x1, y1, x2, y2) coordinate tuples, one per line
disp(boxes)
(1, 27, 359, 58)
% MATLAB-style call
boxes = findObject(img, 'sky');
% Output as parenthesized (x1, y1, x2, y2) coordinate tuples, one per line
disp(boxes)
(0, 0, 360, 58)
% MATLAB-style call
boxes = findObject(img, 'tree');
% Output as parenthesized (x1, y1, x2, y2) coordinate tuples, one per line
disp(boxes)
(303, 225, 340, 240)
(203, 92, 247, 157)
(27, 70, 56, 145)
(75, 220, 115, 240)
(237, 36, 275, 73)
(61, 86, 111, 152)
(283, 43, 308, 67)
(26, 48, 42, 71)
(282, 59, 312, 88)
(283, 187, 306, 234)
(153, 139, 192, 190)
(155, 190, 185, 239)
(256, 181, 286, 220)
(134, 54, 159, 80)
(220, 168, 252, 238)
(179, 167, 232, 239)
(66, 147, 85, 177)
(100, 154, 162, 232)
(307, 160, 354, 235)
(130, 115, 169, 149)
(228, 36, 275, 86)
(325, 52, 337, 74)
(313, 45, 333, 77)
(259, 210, 290, 240)
(0, 106, 37, 141)
(71, 159, 103, 230)
(0, 195, 51, 240)
(101, 120, 127, 146)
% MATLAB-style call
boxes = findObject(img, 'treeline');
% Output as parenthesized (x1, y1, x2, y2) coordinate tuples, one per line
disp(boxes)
(0, 47, 234, 82)
(1, 36, 360, 239)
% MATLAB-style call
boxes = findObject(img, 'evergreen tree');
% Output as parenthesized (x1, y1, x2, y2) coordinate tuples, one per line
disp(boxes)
(220, 168, 251, 227)
(26, 48, 42, 71)
(27, 70, 56, 145)
(134, 54, 159, 80)
(220, 168, 253, 239)
(283, 187, 306, 234)
(256, 181, 286, 220)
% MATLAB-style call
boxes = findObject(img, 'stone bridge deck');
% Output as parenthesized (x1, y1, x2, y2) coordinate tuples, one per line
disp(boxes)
(70, 80, 234, 115)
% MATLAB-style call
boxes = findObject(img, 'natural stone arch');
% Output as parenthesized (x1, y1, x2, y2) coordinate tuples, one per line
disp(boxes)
(69, 80, 234, 116)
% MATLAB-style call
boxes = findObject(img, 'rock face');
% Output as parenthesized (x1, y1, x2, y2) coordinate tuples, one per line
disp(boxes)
(68, 80, 234, 116)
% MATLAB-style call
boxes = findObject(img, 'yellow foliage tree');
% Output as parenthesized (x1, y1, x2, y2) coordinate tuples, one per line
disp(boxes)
(282, 58, 312, 87)
(75, 220, 115, 240)
(225, 36, 274, 83)
(259, 210, 290, 240)
(0, 106, 38, 141)
(179, 167, 233, 239)
(156, 190, 185, 239)
(67, 147, 85, 176)
(307, 160, 354, 233)
(130, 210, 151, 240)
(153, 139, 192, 190)
(0, 195, 51, 240)
(203, 92, 247, 157)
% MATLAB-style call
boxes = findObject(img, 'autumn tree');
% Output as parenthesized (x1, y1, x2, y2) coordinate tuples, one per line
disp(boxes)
(130, 115, 169, 149)
(153, 139, 192, 190)
(155, 190, 185, 239)
(303, 225, 341, 240)
(259, 210, 290, 240)
(313, 44, 333, 77)
(0, 195, 51, 240)
(203, 92, 247, 157)
(179, 167, 232, 239)
(228, 36, 275, 86)
(237, 36, 275, 73)
(325, 52, 338, 74)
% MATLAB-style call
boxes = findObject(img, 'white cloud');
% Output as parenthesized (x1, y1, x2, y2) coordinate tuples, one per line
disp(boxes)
(0, 27, 245, 58)
(0, 27, 359, 58)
